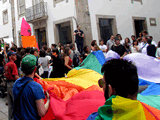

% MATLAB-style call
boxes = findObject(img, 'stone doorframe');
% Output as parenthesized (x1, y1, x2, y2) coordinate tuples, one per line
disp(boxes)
(96, 15, 118, 41)
(132, 16, 148, 36)
(33, 19, 49, 47)
(53, 17, 74, 45)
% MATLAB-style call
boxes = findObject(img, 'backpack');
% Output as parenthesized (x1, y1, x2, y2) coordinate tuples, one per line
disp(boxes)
(73, 51, 80, 67)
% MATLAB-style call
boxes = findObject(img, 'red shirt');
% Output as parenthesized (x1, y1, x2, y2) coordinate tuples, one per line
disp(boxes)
(4, 61, 18, 80)
(68, 57, 73, 67)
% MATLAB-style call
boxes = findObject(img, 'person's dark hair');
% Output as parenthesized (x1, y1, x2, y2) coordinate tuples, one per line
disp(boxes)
(21, 65, 36, 75)
(17, 47, 22, 53)
(42, 45, 47, 51)
(70, 44, 75, 49)
(6, 44, 9, 51)
(101, 59, 139, 99)
(25, 47, 31, 54)
(148, 36, 153, 39)
(131, 35, 136, 38)
(158, 41, 160, 48)
(91, 40, 97, 47)
(147, 38, 152, 45)
(39, 49, 46, 57)
(52, 48, 59, 54)
(10, 47, 16, 52)
(142, 30, 148, 35)
(30, 49, 37, 55)
(47, 48, 51, 53)
(137, 38, 142, 43)
(125, 37, 131, 43)
(63, 47, 70, 56)
(133, 40, 138, 46)
(84, 45, 89, 53)
(99, 39, 104, 43)
(0, 45, 1, 52)
(51, 44, 57, 48)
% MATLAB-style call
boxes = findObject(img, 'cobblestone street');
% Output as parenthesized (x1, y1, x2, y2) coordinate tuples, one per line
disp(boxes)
(0, 97, 8, 120)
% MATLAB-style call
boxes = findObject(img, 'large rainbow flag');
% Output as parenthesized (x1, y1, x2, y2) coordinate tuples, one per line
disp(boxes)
(34, 50, 160, 120)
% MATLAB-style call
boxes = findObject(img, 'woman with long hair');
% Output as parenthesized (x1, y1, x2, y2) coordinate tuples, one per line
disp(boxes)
(130, 40, 140, 53)
(63, 47, 72, 74)
(123, 37, 131, 54)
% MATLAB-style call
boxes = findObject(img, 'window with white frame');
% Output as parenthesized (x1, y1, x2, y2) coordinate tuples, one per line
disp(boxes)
(18, 0, 26, 16)
(3, 10, 8, 24)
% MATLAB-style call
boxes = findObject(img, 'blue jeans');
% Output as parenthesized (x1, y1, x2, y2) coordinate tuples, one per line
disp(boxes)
(41, 71, 48, 78)
(76, 41, 83, 54)
(0, 67, 4, 75)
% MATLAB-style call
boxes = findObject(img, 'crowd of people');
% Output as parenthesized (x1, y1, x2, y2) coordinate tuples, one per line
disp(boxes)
(98, 30, 160, 59)
(0, 29, 159, 119)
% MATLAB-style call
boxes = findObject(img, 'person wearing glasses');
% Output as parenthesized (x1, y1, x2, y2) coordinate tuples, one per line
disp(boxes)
(87, 59, 146, 119)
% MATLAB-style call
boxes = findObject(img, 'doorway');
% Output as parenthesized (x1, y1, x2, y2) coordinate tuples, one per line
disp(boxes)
(58, 21, 72, 45)
(36, 28, 47, 49)
(134, 19, 147, 38)
(99, 18, 113, 43)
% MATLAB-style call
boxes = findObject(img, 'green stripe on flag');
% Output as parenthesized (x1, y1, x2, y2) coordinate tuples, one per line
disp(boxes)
(75, 53, 103, 75)
(95, 95, 116, 120)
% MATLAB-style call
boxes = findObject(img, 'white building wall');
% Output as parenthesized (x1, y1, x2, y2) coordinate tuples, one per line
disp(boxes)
(14, 0, 34, 47)
(13, 0, 77, 47)
(88, 0, 160, 43)
(0, 1, 13, 39)
(44, 0, 76, 46)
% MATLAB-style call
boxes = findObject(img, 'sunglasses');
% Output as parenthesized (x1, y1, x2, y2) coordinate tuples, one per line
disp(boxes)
(98, 79, 105, 88)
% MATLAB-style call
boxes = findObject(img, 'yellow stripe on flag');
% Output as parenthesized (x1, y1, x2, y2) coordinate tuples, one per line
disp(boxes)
(112, 96, 146, 120)
(44, 69, 103, 89)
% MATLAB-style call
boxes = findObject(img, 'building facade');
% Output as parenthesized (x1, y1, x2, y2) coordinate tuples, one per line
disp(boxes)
(0, 0, 160, 48)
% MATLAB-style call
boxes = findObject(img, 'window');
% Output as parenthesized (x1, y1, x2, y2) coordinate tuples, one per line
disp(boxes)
(3, 10, 8, 25)
(3, 0, 7, 3)
(32, 0, 43, 5)
(96, 15, 118, 44)
(131, 0, 142, 4)
(18, 0, 25, 16)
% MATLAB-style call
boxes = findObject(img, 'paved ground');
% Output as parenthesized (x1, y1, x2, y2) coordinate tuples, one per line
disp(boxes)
(0, 96, 8, 120)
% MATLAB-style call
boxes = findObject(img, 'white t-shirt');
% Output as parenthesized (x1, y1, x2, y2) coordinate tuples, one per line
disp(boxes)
(99, 45, 108, 57)
(120, 39, 125, 45)
(140, 42, 149, 55)
(152, 41, 157, 47)
(99, 45, 107, 51)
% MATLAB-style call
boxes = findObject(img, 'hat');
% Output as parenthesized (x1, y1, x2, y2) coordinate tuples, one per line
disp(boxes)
(8, 51, 16, 57)
(22, 54, 37, 71)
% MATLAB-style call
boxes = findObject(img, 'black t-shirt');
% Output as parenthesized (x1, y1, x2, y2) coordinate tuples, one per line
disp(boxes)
(74, 30, 84, 42)
(50, 54, 65, 78)
(14, 54, 21, 68)
(111, 45, 127, 57)
(0, 54, 4, 67)
(147, 45, 156, 57)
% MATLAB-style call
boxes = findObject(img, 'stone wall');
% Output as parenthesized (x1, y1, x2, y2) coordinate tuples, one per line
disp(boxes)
(75, 0, 93, 46)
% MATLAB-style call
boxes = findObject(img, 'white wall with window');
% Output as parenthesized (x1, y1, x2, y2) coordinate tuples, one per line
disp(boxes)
(0, 1, 13, 39)
(88, 0, 160, 44)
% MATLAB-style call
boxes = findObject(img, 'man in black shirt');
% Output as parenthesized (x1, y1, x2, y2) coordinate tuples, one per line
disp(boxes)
(147, 38, 156, 57)
(74, 26, 84, 54)
(111, 38, 127, 58)
(50, 48, 65, 78)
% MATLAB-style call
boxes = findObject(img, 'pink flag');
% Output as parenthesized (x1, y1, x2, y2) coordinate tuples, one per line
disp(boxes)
(37, 42, 39, 51)
(21, 18, 32, 36)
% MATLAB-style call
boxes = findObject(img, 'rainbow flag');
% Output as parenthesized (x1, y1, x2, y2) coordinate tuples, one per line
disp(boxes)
(35, 50, 160, 120)
(87, 95, 160, 120)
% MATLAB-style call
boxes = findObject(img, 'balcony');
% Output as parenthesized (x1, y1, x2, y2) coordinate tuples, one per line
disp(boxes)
(25, 2, 48, 23)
